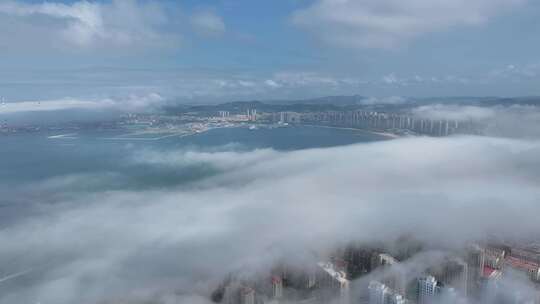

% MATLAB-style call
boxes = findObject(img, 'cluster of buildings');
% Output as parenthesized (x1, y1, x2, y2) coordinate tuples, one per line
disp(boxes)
(281, 111, 477, 137)
(369, 281, 407, 304)
(188, 107, 480, 137)
(489, 241, 540, 286)
(214, 276, 283, 304)
(211, 108, 479, 137)
(364, 244, 540, 304)
(211, 242, 540, 304)
(1, 106, 480, 137)
(212, 260, 351, 304)
(215, 109, 258, 122)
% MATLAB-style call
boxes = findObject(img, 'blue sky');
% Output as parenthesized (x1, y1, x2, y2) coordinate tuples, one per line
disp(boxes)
(1, 0, 540, 104)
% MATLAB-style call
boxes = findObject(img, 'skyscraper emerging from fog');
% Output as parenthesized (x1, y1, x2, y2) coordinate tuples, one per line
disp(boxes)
(371, 253, 406, 295)
(239, 287, 255, 304)
(369, 281, 392, 304)
(271, 276, 283, 299)
(417, 276, 440, 304)
(466, 245, 485, 298)
(317, 262, 350, 304)
(369, 281, 407, 304)
(429, 257, 468, 297)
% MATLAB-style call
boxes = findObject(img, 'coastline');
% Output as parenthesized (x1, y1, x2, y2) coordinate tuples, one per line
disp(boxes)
(300, 124, 401, 139)
(100, 124, 402, 141)
(99, 126, 223, 141)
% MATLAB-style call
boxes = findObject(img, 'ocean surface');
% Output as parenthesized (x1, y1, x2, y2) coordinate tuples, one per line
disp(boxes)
(0, 126, 388, 225)
(0, 126, 387, 186)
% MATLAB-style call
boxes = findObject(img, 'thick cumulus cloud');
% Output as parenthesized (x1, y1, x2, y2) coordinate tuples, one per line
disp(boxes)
(292, 0, 526, 49)
(1, 135, 540, 303)
(0, 0, 180, 51)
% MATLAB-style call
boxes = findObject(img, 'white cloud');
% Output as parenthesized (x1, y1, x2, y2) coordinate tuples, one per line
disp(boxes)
(111, 92, 165, 111)
(190, 10, 226, 36)
(271, 71, 340, 87)
(264, 79, 281, 88)
(361, 96, 408, 105)
(237, 80, 255, 87)
(292, 0, 526, 49)
(0, 93, 164, 114)
(489, 63, 540, 80)
(412, 104, 497, 121)
(383, 73, 401, 85)
(0, 99, 102, 114)
(380, 73, 471, 86)
(0, 0, 179, 50)
(2, 136, 540, 303)
(132, 148, 280, 172)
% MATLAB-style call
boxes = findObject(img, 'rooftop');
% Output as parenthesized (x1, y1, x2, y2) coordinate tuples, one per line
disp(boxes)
(317, 262, 349, 284)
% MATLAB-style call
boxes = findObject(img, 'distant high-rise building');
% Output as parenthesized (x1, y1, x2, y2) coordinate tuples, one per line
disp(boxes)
(371, 253, 406, 295)
(343, 246, 379, 279)
(271, 276, 283, 299)
(277, 111, 301, 124)
(530, 267, 540, 282)
(484, 250, 505, 269)
(251, 109, 257, 121)
(246, 109, 257, 121)
(239, 286, 255, 304)
(369, 281, 407, 304)
(388, 294, 407, 304)
(317, 262, 350, 304)
(223, 281, 248, 304)
(369, 281, 392, 304)
(466, 245, 486, 298)
(371, 253, 398, 269)
(417, 276, 440, 304)
(429, 257, 468, 297)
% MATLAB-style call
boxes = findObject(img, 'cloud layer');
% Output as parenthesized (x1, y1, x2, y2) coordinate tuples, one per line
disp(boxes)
(293, 0, 526, 49)
(1, 135, 540, 303)
(0, 0, 180, 51)
(0, 93, 164, 115)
